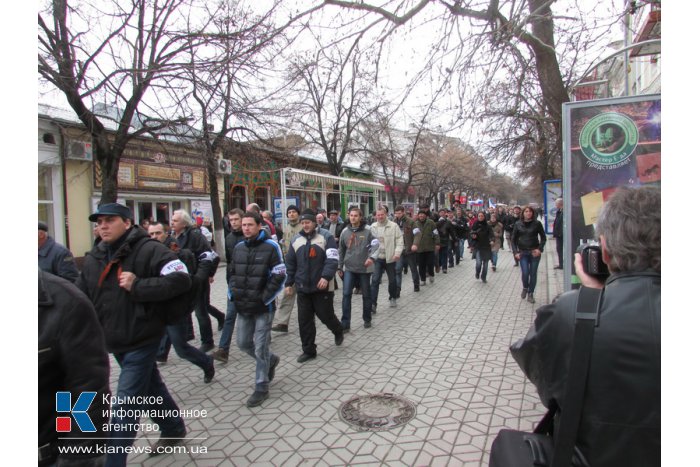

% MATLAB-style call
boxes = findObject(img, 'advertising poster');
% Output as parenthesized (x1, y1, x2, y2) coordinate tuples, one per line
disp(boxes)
(191, 200, 213, 224)
(543, 180, 562, 235)
(273, 197, 299, 224)
(563, 94, 661, 290)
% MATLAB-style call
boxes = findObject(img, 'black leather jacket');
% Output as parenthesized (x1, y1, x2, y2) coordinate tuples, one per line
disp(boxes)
(510, 271, 661, 467)
(39, 271, 110, 466)
(511, 219, 546, 252)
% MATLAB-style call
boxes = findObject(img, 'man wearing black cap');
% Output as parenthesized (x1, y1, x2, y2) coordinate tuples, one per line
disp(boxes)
(285, 209, 345, 362)
(271, 205, 303, 333)
(76, 203, 192, 465)
(38, 221, 79, 283)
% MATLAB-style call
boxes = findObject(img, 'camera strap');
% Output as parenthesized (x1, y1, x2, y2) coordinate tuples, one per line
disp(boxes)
(551, 286, 604, 466)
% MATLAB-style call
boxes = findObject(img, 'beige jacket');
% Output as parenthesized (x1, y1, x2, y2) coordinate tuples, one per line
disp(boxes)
(370, 219, 404, 263)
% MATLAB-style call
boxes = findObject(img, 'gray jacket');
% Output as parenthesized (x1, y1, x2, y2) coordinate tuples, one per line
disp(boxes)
(338, 222, 379, 274)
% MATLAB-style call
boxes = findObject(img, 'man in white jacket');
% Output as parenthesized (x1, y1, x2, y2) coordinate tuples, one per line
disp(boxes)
(370, 206, 404, 310)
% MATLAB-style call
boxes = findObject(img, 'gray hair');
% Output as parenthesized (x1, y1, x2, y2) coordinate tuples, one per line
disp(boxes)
(595, 186, 660, 273)
(173, 209, 194, 227)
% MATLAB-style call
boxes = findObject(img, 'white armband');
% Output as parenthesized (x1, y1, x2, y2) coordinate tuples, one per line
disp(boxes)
(161, 259, 188, 276)
(412, 228, 420, 235)
(326, 248, 339, 260)
(272, 264, 286, 275)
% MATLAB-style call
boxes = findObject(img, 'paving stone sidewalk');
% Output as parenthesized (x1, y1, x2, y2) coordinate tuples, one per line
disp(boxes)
(112, 239, 565, 466)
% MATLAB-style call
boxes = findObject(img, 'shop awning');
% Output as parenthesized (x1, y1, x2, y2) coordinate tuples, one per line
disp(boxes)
(281, 167, 384, 191)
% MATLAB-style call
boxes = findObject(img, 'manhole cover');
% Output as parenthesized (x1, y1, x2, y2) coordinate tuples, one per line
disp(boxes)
(339, 393, 417, 431)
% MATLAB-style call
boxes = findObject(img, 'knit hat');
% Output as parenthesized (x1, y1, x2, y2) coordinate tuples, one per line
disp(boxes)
(38, 221, 49, 232)
(287, 205, 300, 215)
(300, 209, 317, 223)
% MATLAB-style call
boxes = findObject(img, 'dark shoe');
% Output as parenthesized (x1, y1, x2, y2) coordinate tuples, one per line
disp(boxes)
(199, 342, 214, 353)
(149, 430, 186, 456)
(448, 264, 454, 268)
(389, 298, 397, 308)
(396, 288, 401, 298)
(211, 348, 229, 363)
(521, 289, 528, 299)
(271, 324, 288, 333)
(353, 287, 361, 295)
(514, 261, 519, 267)
(482, 277, 487, 283)
(297, 353, 316, 363)
(420, 281, 426, 286)
(217, 316, 225, 331)
(246, 390, 269, 408)
(475, 272, 480, 279)
(341, 323, 350, 334)
(492, 266, 496, 272)
(414, 284, 420, 292)
(442, 269, 447, 274)
(428, 276, 434, 284)
(268, 354, 280, 382)
(364, 321, 372, 329)
(335, 332, 344, 346)
(155, 356, 167, 364)
(203, 357, 215, 383)
(371, 304, 377, 314)
(527, 293, 535, 304)
(554, 265, 563, 270)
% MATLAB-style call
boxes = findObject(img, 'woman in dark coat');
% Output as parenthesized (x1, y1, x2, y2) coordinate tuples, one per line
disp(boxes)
(469, 211, 495, 283)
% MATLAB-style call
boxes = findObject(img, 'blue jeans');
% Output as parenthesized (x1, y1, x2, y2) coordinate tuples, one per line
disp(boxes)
(459, 239, 465, 259)
(342, 270, 372, 326)
(491, 250, 499, 267)
(218, 298, 237, 352)
(164, 315, 211, 370)
(236, 308, 276, 392)
(438, 246, 449, 271)
(107, 341, 185, 467)
(475, 250, 489, 280)
(519, 250, 541, 293)
(371, 258, 398, 304)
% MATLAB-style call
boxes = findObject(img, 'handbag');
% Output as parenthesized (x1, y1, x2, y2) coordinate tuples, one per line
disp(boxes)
(489, 287, 603, 467)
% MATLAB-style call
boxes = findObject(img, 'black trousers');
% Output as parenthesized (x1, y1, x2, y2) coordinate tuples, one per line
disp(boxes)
(417, 251, 436, 281)
(555, 236, 563, 267)
(297, 291, 343, 356)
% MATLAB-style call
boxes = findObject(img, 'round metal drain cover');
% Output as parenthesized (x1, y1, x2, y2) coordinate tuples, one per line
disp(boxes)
(339, 393, 417, 431)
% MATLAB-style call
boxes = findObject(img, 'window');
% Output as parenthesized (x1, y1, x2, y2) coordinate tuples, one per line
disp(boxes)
(229, 186, 246, 210)
(254, 187, 267, 210)
(38, 166, 54, 233)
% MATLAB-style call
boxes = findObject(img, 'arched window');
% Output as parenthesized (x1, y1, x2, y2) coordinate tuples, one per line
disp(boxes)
(229, 185, 246, 210)
(254, 187, 267, 210)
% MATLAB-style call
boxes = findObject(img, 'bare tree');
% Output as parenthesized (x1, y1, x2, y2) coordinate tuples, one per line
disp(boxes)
(322, 0, 620, 183)
(38, 0, 209, 204)
(286, 40, 380, 176)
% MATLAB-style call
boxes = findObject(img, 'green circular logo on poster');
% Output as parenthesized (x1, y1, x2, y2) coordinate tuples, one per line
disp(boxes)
(579, 112, 639, 165)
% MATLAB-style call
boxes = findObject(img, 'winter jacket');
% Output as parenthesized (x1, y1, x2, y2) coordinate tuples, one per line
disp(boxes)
(453, 216, 469, 240)
(511, 219, 547, 253)
(415, 217, 439, 252)
(488, 221, 503, 251)
(503, 213, 520, 233)
(470, 219, 495, 251)
(370, 219, 404, 263)
(229, 229, 286, 316)
(76, 226, 191, 353)
(510, 271, 660, 467)
(39, 271, 110, 466)
(553, 208, 563, 238)
(437, 217, 457, 247)
(286, 227, 339, 293)
(38, 236, 79, 283)
(175, 226, 217, 276)
(225, 228, 246, 283)
(338, 221, 379, 274)
(281, 219, 303, 256)
(395, 215, 420, 254)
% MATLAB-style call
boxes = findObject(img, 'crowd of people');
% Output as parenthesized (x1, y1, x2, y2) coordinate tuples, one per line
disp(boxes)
(38, 187, 659, 467)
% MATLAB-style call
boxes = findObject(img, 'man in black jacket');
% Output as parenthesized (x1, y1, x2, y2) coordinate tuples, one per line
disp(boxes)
(552, 198, 564, 269)
(76, 203, 192, 466)
(510, 186, 660, 467)
(230, 211, 286, 407)
(171, 209, 222, 352)
(39, 270, 110, 467)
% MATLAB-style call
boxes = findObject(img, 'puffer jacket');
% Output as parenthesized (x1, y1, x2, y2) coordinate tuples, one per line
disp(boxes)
(76, 226, 191, 353)
(510, 271, 661, 467)
(511, 218, 546, 253)
(39, 271, 110, 466)
(286, 227, 339, 293)
(229, 229, 286, 316)
(338, 221, 379, 273)
(370, 219, 404, 262)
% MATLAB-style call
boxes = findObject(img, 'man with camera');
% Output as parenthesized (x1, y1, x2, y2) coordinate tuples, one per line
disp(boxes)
(509, 186, 660, 467)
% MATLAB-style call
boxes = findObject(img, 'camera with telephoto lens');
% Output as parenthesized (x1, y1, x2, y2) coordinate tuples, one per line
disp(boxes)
(576, 241, 610, 279)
